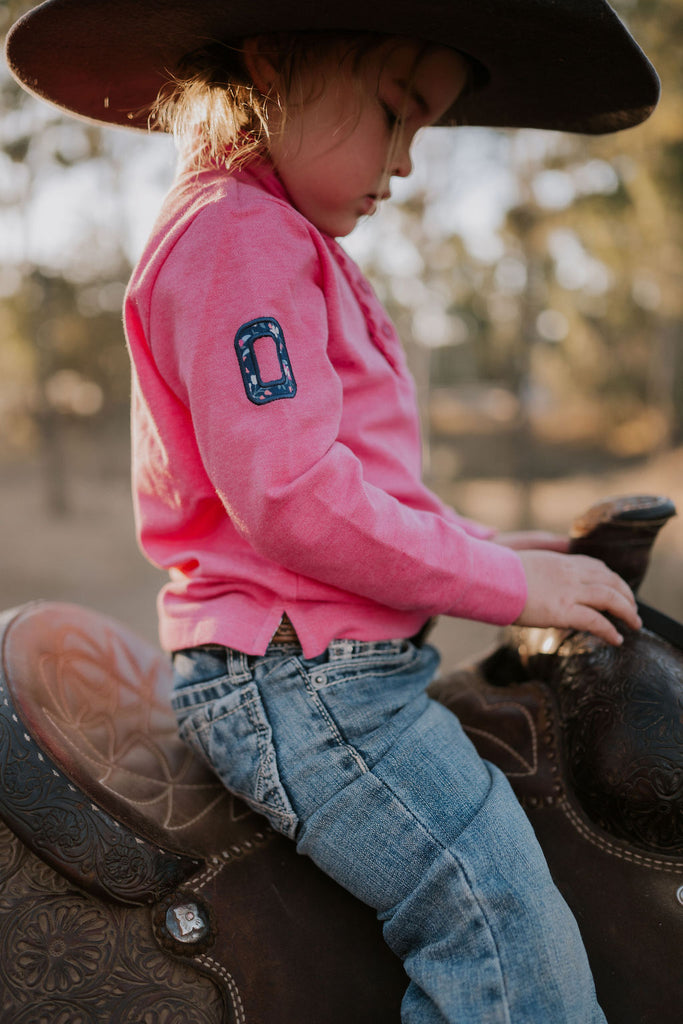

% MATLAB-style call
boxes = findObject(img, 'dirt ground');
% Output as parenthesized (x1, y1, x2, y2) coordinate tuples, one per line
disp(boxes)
(2, 431, 683, 672)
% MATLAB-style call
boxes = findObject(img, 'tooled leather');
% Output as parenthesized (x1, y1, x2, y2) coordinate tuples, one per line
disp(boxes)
(431, 656, 683, 870)
(0, 602, 407, 1023)
(0, 819, 227, 1024)
(432, 649, 683, 1024)
(541, 628, 683, 854)
(0, 683, 199, 903)
(0, 602, 266, 860)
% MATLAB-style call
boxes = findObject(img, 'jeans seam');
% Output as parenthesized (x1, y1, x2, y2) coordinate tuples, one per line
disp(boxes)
(293, 678, 512, 1018)
(191, 694, 262, 734)
(311, 653, 423, 692)
(312, 664, 415, 689)
(297, 661, 369, 777)
(325, 651, 415, 671)
(189, 688, 297, 835)
(172, 676, 230, 695)
(244, 692, 287, 812)
(371, 767, 512, 1021)
(303, 655, 511, 1019)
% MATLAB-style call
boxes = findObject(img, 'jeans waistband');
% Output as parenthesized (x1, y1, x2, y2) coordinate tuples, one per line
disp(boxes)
(269, 616, 437, 652)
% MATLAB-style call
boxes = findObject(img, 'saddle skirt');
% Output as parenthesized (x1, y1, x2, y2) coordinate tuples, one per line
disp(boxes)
(0, 600, 404, 1023)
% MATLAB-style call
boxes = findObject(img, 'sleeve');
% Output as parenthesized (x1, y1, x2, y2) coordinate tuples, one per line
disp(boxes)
(148, 197, 527, 626)
(428, 493, 497, 541)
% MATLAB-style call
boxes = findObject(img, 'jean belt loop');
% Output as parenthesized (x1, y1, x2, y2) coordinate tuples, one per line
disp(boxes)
(225, 646, 248, 681)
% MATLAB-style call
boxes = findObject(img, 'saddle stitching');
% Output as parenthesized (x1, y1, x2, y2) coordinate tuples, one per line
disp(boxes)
(194, 953, 247, 1024)
(192, 856, 231, 890)
(38, 703, 237, 836)
(0, 676, 202, 902)
(462, 725, 536, 778)
(560, 798, 683, 874)
(189, 829, 273, 890)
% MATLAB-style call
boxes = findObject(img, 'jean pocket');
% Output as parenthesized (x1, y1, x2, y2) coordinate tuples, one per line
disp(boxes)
(308, 643, 440, 764)
(177, 682, 299, 840)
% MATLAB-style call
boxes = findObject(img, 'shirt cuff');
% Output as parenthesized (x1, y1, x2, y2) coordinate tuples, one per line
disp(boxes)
(445, 538, 527, 625)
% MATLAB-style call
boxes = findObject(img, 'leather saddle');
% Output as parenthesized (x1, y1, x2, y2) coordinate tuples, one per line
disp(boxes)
(0, 494, 681, 1023)
(0, 601, 405, 1024)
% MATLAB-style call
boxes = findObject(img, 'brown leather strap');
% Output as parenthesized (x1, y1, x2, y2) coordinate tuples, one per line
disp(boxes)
(637, 600, 683, 652)
(270, 613, 301, 645)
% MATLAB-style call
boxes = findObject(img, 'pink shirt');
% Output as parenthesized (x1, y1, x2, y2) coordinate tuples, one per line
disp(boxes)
(124, 159, 527, 657)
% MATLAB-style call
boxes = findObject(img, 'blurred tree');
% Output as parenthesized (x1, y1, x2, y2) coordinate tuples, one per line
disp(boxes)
(351, 0, 682, 525)
(1, 0, 173, 511)
(1, 0, 681, 526)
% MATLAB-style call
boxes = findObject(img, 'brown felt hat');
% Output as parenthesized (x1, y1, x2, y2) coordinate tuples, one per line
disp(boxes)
(6, 0, 659, 135)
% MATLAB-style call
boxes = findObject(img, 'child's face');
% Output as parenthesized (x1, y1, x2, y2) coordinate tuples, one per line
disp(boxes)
(264, 39, 468, 237)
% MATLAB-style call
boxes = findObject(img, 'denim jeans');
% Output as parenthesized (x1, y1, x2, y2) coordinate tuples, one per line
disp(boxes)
(171, 637, 606, 1024)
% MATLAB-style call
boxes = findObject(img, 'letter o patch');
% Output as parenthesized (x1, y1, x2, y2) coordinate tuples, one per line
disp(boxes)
(234, 317, 297, 405)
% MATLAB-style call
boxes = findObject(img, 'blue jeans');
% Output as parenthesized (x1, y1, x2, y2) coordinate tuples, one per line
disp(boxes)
(171, 637, 606, 1024)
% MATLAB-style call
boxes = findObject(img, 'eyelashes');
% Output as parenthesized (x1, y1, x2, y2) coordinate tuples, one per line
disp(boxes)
(380, 100, 402, 131)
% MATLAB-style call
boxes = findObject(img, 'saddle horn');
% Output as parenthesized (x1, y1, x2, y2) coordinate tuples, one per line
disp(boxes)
(568, 493, 676, 592)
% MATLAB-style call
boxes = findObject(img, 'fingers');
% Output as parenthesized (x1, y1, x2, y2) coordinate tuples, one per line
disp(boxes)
(514, 549, 642, 646)
(564, 556, 641, 645)
(569, 607, 626, 646)
(580, 580, 642, 630)
(572, 556, 641, 626)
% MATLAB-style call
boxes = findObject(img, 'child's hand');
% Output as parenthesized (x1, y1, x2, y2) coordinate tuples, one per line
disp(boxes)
(513, 549, 642, 646)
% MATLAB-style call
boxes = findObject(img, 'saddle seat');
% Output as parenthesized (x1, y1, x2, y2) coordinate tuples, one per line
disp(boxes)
(0, 601, 266, 899)
(0, 600, 406, 1024)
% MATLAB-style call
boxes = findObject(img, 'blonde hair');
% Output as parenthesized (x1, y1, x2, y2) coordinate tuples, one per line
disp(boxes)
(151, 32, 394, 170)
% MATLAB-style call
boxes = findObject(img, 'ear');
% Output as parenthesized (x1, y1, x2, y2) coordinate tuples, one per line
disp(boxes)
(242, 37, 279, 97)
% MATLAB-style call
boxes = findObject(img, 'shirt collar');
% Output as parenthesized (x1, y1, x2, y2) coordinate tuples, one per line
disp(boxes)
(176, 142, 288, 199)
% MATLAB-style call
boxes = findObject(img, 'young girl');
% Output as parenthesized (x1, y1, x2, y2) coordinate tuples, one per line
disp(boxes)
(7, 2, 658, 1021)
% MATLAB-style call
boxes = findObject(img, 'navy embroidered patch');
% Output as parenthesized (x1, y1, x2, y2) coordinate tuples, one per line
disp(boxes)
(234, 317, 297, 405)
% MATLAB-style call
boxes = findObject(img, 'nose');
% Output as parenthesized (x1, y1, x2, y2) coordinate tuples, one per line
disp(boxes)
(391, 136, 413, 178)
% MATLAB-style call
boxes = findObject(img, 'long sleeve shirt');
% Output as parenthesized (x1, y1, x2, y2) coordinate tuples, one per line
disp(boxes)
(124, 157, 527, 657)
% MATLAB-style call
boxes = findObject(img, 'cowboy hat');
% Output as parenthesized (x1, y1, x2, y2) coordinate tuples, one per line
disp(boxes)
(6, 0, 659, 134)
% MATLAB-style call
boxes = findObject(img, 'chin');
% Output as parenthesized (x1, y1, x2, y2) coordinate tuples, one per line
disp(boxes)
(306, 208, 358, 238)
(330, 213, 362, 237)
(332, 224, 356, 238)
(313, 222, 355, 238)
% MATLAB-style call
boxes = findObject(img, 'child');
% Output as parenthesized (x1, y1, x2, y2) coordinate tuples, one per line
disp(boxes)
(7, 2, 658, 1020)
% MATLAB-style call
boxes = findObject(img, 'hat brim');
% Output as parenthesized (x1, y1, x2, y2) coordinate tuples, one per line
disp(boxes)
(6, 0, 660, 134)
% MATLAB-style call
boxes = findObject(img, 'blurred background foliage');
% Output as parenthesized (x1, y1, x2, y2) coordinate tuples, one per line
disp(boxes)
(353, 0, 683, 523)
(1, 0, 682, 647)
